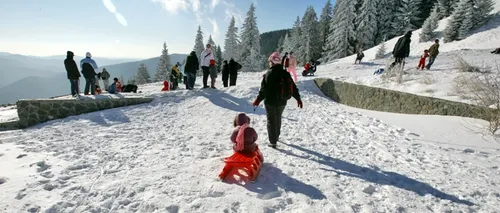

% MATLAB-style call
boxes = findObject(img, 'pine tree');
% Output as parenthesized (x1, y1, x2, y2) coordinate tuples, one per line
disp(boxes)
(376, 0, 397, 43)
(392, 0, 423, 36)
(472, 0, 494, 26)
(318, 0, 333, 51)
(420, 5, 440, 42)
(300, 6, 322, 62)
(127, 77, 136, 85)
(323, 0, 357, 60)
(135, 63, 151, 84)
(239, 3, 261, 70)
(223, 16, 240, 61)
(120, 74, 124, 84)
(207, 35, 215, 46)
(243, 48, 262, 72)
(375, 40, 387, 59)
(356, 0, 379, 49)
(281, 33, 293, 55)
(290, 16, 302, 59)
(443, 0, 470, 42)
(437, 0, 454, 18)
(193, 25, 205, 58)
(154, 42, 171, 82)
(215, 45, 223, 71)
(458, 5, 474, 40)
(277, 36, 284, 53)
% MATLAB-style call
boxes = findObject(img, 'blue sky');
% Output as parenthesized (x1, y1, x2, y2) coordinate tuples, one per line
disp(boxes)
(0, 0, 330, 59)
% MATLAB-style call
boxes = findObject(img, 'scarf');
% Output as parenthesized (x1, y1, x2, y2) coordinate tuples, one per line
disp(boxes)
(235, 123, 249, 151)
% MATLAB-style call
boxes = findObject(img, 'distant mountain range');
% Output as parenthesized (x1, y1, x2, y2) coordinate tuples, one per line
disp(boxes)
(0, 52, 187, 104)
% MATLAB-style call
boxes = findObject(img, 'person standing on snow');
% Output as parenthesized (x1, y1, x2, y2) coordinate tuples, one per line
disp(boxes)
(101, 68, 111, 91)
(228, 58, 242, 86)
(426, 39, 440, 70)
(281, 52, 289, 69)
(184, 51, 199, 90)
(64, 51, 81, 97)
(390, 31, 412, 68)
(221, 60, 230, 87)
(287, 51, 297, 82)
(253, 52, 302, 148)
(200, 44, 215, 89)
(80, 52, 99, 95)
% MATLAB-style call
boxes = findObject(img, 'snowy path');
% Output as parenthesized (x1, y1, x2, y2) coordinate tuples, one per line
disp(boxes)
(0, 73, 499, 212)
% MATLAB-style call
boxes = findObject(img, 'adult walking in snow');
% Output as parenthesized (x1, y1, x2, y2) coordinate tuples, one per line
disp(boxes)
(426, 39, 440, 70)
(200, 44, 215, 88)
(390, 31, 412, 68)
(287, 52, 297, 82)
(64, 51, 81, 97)
(184, 51, 199, 90)
(228, 58, 242, 86)
(101, 68, 111, 91)
(221, 60, 230, 87)
(80, 52, 99, 95)
(252, 52, 302, 148)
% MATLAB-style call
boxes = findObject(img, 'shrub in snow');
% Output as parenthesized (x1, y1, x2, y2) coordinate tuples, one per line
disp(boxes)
(375, 41, 387, 59)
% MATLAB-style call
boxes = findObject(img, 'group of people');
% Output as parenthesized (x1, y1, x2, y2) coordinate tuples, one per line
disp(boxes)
(64, 51, 134, 97)
(390, 31, 440, 71)
(178, 44, 243, 90)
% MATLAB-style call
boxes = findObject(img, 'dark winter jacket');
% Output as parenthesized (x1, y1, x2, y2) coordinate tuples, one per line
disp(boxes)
(228, 59, 242, 75)
(222, 62, 229, 74)
(256, 64, 301, 106)
(64, 53, 80, 80)
(80, 57, 98, 79)
(231, 113, 258, 154)
(184, 51, 199, 74)
(429, 43, 439, 57)
(392, 31, 412, 58)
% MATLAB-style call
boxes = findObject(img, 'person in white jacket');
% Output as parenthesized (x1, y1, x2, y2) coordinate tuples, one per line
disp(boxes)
(200, 44, 214, 88)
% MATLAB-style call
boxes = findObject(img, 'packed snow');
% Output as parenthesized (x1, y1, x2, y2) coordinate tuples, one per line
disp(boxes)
(0, 71, 499, 212)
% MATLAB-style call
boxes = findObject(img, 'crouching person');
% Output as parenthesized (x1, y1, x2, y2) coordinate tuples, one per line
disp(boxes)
(108, 78, 122, 94)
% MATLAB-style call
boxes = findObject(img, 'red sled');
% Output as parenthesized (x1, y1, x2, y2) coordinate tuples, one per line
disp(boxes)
(218, 145, 264, 183)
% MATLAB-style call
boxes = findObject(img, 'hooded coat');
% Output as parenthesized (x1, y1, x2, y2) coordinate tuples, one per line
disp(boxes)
(230, 113, 258, 154)
(392, 31, 412, 58)
(185, 51, 199, 74)
(64, 51, 81, 80)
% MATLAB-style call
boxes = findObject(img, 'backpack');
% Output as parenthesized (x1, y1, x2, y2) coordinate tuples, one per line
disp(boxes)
(267, 70, 293, 101)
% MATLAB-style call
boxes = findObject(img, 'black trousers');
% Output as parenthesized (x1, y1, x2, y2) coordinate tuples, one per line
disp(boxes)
(265, 104, 286, 144)
(222, 72, 229, 87)
(229, 73, 237, 86)
(202, 66, 210, 88)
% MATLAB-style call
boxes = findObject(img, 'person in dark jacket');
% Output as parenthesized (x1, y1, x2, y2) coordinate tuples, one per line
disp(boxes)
(228, 58, 242, 86)
(184, 51, 199, 90)
(391, 31, 412, 68)
(252, 52, 302, 148)
(281, 52, 289, 70)
(426, 39, 440, 70)
(80, 52, 99, 95)
(221, 60, 230, 87)
(64, 51, 81, 97)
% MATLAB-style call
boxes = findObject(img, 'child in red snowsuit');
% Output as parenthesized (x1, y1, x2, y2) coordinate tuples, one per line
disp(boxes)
(418, 50, 429, 70)
(230, 113, 258, 154)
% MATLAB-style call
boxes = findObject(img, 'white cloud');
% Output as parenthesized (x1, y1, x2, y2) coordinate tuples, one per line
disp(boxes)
(115, 13, 128, 26)
(102, 0, 117, 13)
(210, 0, 220, 10)
(151, 0, 189, 14)
(189, 0, 200, 12)
(208, 18, 219, 40)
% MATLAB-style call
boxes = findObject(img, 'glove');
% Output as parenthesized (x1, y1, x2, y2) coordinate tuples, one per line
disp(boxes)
(252, 99, 261, 106)
(297, 100, 303, 109)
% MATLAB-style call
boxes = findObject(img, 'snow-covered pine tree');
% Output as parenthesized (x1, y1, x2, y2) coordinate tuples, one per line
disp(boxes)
(290, 16, 302, 61)
(135, 63, 151, 85)
(472, 0, 494, 26)
(280, 32, 293, 55)
(277, 36, 284, 53)
(127, 77, 136, 85)
(243, 48, 262, 72)
(437, 0, 457, 18)
(319, 0, 333, 51)
(193, 25, 205, 58)
(443, 0, 470, 42)
(375, 39, 387, 59)
(120, 74, 124, 84)
(154, 42, 172, 82)
(323, 0, 357, 60)
(215, 45, 223, 71)
(420, 5, 440, 42)
(207, 35, 215, 46)
(223, 16, 240, 61)
(356, 0, 379, 50)
(458, 5, 474, 40)
(392, 0, 423, 36)
(239, 3, 262, 70)
(300, 6, 322, 62)
(376, 0, 397, 43)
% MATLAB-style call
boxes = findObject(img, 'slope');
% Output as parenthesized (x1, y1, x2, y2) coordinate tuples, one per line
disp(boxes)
(0, 72, 498, 212)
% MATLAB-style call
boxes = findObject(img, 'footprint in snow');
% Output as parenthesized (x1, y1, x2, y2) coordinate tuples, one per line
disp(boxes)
(0, 177, 7, 185)
(33, 161, 50, 172)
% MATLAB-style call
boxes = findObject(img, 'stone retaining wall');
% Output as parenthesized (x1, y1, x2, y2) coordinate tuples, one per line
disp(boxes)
(16, 97, 154, 128)
(314, 78, 495, 121)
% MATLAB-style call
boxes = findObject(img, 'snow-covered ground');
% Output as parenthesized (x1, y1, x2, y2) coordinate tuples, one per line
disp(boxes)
(0, 72, 499, 212)
(0, 106, 18, 123)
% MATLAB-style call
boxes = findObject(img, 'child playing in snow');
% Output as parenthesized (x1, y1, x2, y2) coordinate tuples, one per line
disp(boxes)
(231, 113, 259, 155)
(417, 49, 429, 70)
(209, 59, 218, 89)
